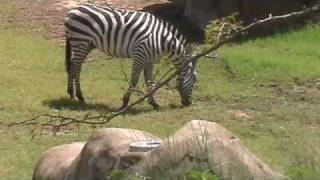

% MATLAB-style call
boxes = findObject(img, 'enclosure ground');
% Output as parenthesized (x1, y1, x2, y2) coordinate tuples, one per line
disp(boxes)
(0, 1, 320, 180)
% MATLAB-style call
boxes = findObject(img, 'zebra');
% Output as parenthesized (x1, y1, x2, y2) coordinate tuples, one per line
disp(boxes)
(64, 3, 197, 111)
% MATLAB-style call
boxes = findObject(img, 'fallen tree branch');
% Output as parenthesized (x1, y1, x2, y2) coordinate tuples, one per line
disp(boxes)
(5, 5, 320, 132)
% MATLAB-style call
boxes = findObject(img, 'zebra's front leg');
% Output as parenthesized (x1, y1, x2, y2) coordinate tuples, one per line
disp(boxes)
(144, 63, 160, 110)
(116, 61, 144, 112)
(74, 68, 85, 102)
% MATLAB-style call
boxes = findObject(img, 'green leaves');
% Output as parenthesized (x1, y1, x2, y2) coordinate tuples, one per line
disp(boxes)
(185, 170, 219, 180)
(205, 13, 244, 44)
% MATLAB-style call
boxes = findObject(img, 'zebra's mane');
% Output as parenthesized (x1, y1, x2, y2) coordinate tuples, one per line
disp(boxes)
(160, 18, 189, 49)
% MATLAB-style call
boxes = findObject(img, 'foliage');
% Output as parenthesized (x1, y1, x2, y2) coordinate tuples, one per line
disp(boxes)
(205, 13, 244, 44)
(287, 166, 320, 180)
(185, 170, 219, 180)
(107, 170, 129, 180)
(106, 170, 145, 180)
(284, 129, 320, 180)
(106, 169, 220, 180)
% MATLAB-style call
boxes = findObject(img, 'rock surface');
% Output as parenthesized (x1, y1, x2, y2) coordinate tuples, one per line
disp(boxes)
(33, 121, 284, 180)
(134, 120, 283, 180)
(65, 128, 161, 180)
(32, 142, 85, 180)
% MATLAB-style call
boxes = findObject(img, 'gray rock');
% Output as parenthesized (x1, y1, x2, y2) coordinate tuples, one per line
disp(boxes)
(32, 142, 85, 180)
(134, 120, 284, 180)
(65, 128, 160, 180)
(33, 121, 284, 180)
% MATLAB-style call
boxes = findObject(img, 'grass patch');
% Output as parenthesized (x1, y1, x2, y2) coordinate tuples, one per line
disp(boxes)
(0, 7, 320, 180)
(219, 25, 320, 85)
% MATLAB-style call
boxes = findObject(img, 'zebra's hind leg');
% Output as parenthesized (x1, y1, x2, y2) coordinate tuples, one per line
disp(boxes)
(68, 41, 92, 102)
(144, 63, 160, 110)
(66, 37, 76, 100)
(67, 75, 76, 100)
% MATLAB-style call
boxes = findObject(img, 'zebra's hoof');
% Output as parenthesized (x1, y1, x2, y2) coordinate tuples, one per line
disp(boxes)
(151, 104, 160, 111)
(78, 99, 86, 104)
(70, 96, 77, 101)
(148, 99, 160, 111)
(76, 95, 85, 102)
(181, 100, 192, 107)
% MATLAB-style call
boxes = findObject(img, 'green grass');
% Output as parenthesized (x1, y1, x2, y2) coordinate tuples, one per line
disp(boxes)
(0, 8, 320, 180)
(220, 25, 320, 85)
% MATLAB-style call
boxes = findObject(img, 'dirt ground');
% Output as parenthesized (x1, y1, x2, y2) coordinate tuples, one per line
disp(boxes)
(6, 0, 168, 43)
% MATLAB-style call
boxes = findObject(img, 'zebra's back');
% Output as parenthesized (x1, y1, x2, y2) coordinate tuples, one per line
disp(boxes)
(64, 3, 168, 58)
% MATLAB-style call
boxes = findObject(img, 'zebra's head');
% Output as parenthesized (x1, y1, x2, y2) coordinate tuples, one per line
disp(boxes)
(177, 47, 197, 106)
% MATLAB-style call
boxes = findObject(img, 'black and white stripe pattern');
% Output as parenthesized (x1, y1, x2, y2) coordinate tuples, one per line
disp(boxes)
(64, 3, 197, 110)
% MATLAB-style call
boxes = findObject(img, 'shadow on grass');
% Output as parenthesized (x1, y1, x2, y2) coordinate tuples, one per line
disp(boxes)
(42, 98, 171, 115)
(42, 98, 113, 112)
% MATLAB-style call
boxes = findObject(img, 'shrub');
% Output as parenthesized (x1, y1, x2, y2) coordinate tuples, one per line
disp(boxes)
(205, 13, 243, 44)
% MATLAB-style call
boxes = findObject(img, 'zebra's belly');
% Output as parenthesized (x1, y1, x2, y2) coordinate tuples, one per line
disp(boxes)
(96, 40, 134, 59)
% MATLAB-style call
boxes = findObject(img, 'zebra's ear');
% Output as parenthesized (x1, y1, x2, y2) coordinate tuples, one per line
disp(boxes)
(190, 47, 201, 56)
(190, 51, 200, 64)
(192, 52, 198, 58)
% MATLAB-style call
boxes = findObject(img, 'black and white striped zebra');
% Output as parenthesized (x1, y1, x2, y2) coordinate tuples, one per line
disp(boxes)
(64, 3, 197, 111)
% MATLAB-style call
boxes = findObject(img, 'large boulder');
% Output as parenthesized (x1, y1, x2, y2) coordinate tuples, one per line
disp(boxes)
(65, 128, 161, 180)
(32, 142, 85, 180)
(133, 120, 284, 180)
(33, 121, 284, 180)
(33, 128, 160, 180)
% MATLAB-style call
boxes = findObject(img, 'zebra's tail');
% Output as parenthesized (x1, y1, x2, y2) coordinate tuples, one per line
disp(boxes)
(65, 37, 72, 73)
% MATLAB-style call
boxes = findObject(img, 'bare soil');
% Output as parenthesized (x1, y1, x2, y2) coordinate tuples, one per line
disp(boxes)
(6, 0, 168, 43)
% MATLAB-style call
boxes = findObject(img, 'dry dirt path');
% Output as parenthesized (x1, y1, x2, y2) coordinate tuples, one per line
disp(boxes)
(7, 0, 168, 44)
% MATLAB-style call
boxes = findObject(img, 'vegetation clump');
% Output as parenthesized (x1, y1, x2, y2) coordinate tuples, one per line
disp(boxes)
(205, 13, 244, 43)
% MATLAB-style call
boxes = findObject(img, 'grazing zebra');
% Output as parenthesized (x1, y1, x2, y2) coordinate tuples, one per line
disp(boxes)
(64, 3, 197, 111)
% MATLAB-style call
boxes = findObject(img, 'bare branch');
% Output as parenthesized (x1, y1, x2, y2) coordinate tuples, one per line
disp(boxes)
(216, 22, 226, 43)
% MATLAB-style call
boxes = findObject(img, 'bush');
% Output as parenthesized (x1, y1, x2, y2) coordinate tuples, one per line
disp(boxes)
(185, 170, 219, 180)
(205, 13, 243, 44)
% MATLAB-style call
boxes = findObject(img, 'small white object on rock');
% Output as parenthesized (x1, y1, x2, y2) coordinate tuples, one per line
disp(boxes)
(129, 141, 161, 152)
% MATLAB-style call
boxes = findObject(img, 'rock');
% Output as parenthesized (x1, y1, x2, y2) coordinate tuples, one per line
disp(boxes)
(134, 120, 284, 180)
(33, 122, 284, 180)
(32, 142, 85, 180)
(65, 128, 161, 180)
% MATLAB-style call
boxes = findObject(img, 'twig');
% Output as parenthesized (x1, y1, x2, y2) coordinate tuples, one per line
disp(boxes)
(158, 67, 176, 82)
(4, 5, 320, 132)
(216, 22, 226, 43)
(102, 0, 116, 12)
